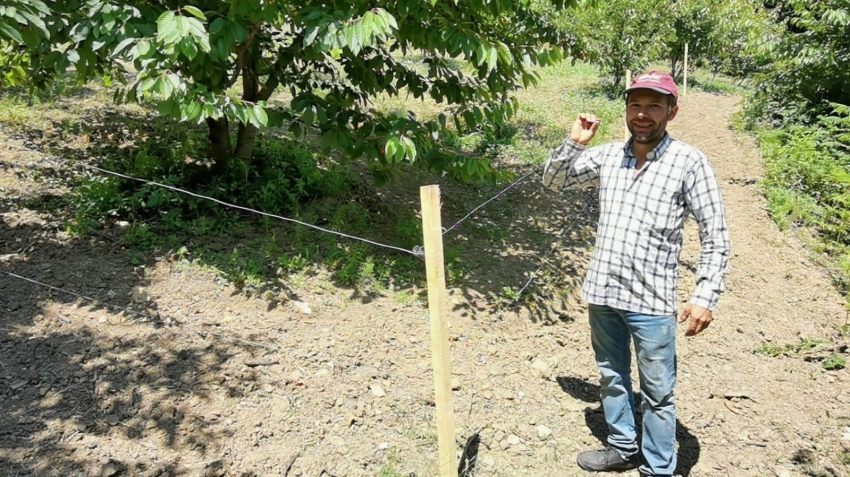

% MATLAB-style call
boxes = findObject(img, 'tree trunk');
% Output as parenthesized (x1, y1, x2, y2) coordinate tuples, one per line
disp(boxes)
(671, 58, 679, 80)
(235, 123, 258, 161)
(206, 116, 232, 174)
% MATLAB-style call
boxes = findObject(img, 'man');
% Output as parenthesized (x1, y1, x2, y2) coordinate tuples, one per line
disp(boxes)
(542, 71, 730, 477)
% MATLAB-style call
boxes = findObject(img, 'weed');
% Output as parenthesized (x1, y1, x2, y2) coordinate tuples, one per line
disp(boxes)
(822, 354, 847, 371)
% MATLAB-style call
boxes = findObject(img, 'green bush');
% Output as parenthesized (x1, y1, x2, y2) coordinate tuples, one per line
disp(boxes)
(758, 105, 850, 293)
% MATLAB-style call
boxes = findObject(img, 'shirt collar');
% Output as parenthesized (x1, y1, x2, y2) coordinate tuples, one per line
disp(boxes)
(623, 133, 673, 162)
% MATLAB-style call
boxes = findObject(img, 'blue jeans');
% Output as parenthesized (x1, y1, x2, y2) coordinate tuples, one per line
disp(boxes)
(589, 304, 677, 476)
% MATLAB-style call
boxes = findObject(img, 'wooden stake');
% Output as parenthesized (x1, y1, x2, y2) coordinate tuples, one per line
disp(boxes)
(624, 69, 632, 141)
(420, 185, 458, 477)
(682, 43, 688, 96)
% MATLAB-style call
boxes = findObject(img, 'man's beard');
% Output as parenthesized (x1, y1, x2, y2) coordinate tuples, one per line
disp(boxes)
(628, 118, 668, 144)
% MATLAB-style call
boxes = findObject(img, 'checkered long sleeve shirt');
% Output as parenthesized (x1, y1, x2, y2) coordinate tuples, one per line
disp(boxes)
(542, 134, 731, 316)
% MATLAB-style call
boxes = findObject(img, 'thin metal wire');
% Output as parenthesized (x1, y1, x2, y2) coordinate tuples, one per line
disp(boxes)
(3, 271, 150, 318)
(55, 160, 423, 258)
(442, 165, 543, 235)
(3, 271, 280, 349)
(510, 190, 595, 306)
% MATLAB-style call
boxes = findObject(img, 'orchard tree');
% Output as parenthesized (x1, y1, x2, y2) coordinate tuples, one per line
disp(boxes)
(0, 0, 578, 183)
(558, 0, 671, 87)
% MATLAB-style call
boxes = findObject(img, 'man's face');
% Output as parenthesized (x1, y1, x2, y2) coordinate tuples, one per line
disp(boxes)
(626, 89, 679, 145)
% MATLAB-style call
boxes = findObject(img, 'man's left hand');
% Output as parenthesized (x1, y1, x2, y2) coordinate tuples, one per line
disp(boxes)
(679, 304, 713, 336)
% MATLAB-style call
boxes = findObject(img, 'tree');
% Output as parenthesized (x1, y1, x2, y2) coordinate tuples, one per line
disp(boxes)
(555, 0, 672, 87)
(755, 0, 850, 112)
(0, 0, 579, 183)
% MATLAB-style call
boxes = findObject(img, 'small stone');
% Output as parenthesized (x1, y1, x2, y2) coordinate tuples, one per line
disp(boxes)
(370, 385, 386, 397)
(292, 301, 312, 314)
(145, 420, 158, 430)
(315, 368, 330, 377)
(378, 442, 390, 450)
(774, 467, 791, 477)
(531, 359, 550, 379)
(480, 455, 495, 468)
(536, 425, 552, 440)
(507, 434, 521, 446)
(451, 377, 461, 391)
(483, 391, 494, 400)
(107, 290, 117, 299)
(100, 463, 119, 477)
(131, 287, 149, 304)
(288, 370, 303, 382)
(106, 415, 120, 426)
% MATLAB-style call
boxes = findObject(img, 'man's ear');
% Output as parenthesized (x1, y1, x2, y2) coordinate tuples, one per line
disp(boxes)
(667, 104, 680, 121)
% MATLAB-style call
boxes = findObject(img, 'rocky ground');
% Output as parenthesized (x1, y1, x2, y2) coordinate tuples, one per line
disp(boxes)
(1, 92, 849, 477)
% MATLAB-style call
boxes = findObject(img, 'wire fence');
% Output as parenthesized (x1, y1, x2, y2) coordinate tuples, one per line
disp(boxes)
(7, 156, 595, 312)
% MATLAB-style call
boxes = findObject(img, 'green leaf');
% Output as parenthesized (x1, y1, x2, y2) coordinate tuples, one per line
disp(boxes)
(0, 21, 24, 43)
(400, 136, 416, 162)
(175, 16, 187, 38)
(180, 40, 198, 60)
(209, 18, 225, 35)
(112, 37, 135, 58)
(253, 105, 268, 126)
(393, 136, 406, 162)
(137, 76, 155, 93)
(134, 40, 151, 57)
(186, 101, 202, 120)
(303, 25, 319, 46)
(487, 45, 498, 71)
(20, 10, 49, 39)
(156, 11, 177, 43)
(385, 136, 399, 159)
(183, 6, 206, 20)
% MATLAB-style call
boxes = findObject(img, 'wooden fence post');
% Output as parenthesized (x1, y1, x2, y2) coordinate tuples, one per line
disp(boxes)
(683, 43, 689, 98)
(420, 185, 458, 477)
(624, 69, 632, 141)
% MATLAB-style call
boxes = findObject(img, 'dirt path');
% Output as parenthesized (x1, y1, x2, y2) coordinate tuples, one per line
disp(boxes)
(1, 92, 848, 477)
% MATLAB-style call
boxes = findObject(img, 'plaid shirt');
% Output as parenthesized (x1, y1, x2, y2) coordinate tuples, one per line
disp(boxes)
(542, 134, 730, 316)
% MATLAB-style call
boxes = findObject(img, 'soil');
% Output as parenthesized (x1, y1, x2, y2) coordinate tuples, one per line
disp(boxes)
(2, 92, 849, 477)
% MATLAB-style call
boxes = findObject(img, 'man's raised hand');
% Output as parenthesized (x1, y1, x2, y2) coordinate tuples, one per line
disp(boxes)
(570, 113, 601, 146)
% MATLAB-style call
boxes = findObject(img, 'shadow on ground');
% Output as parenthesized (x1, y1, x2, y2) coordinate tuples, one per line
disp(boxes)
(2, 99, 601, 326)
(557, 376, 701, 476)
(0, 210, 250, 475)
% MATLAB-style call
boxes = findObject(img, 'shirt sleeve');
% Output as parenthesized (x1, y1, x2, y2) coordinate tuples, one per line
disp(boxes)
(542, 138, 603, 191)
(684, 155, 731, 311)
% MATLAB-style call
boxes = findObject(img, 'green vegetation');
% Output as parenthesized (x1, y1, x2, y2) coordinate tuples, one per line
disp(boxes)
(739, 0, 850, 299)
(0, 0, 580, 183)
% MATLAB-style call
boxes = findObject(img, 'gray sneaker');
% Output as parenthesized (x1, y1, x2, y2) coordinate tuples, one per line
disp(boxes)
(576, 447, 639, 472)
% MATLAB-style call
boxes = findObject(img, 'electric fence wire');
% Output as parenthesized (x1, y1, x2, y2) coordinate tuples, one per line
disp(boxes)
(15, 157, 595, 309)
(509, 189, 596, 307)
(52, 159, 422, 257)
(441, 165, 544, 235)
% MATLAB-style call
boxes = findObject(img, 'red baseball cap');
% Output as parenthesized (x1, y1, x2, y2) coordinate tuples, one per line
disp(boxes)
(625, 71, 679, 100)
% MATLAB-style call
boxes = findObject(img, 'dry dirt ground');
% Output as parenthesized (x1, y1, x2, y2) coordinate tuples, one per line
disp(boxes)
(2, 92, 849, 477)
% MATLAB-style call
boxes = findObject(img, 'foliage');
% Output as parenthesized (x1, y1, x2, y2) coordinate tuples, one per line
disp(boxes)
(555, 0, 670, 86)
(742, 0, 850, 299)
(0, 0, 581, 184)
(553, 0, 774, 85)
(756, 337, 847, 370)
(755, 0, 850, 113)
(756, 105, 850, 293)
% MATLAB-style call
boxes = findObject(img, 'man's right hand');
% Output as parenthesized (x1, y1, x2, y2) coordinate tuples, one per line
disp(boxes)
(570, 113, 601, 146)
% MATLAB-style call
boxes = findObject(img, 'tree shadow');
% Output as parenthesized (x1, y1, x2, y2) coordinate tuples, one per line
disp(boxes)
(3, 93, 601, 326)
(556, 376, 701, 476)
(0, 206, 253, 475)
